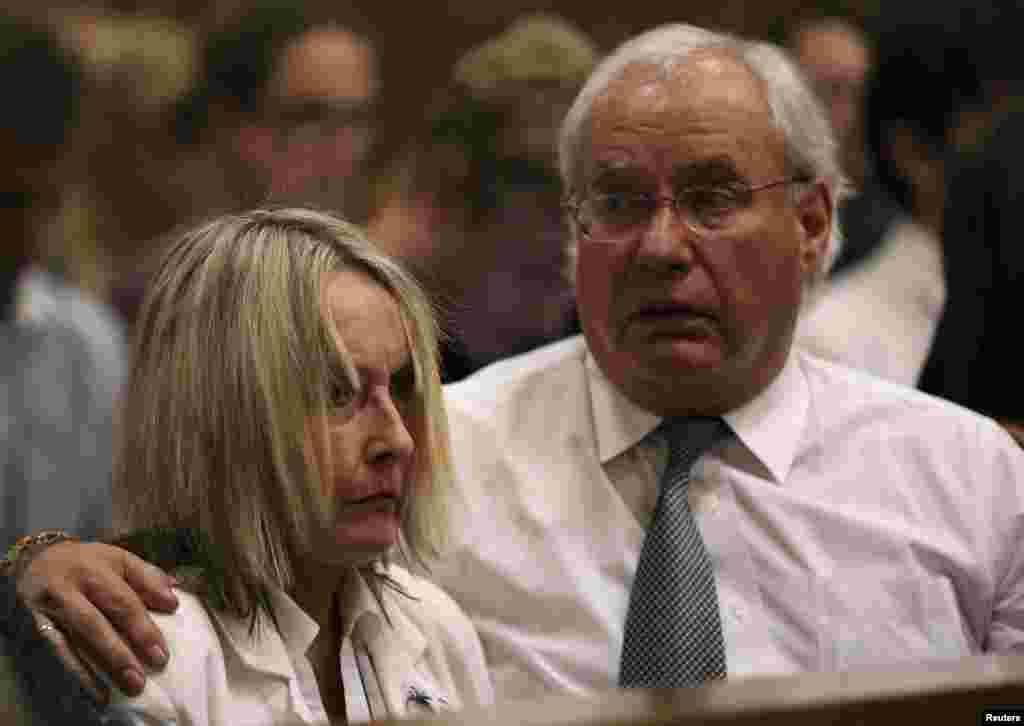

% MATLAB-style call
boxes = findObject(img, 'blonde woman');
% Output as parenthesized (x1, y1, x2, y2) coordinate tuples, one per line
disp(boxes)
(106, 208, 492, 724)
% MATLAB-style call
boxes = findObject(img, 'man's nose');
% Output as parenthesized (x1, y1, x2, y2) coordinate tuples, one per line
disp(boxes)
(635, 199, 697, 269)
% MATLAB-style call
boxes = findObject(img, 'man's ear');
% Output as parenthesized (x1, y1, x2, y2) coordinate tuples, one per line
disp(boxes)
(796, 180, 833, 278)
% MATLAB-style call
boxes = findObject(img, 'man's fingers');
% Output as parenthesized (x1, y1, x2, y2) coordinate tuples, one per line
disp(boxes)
(16, 541, 172, 693)
(78, 556, 171, 672)
(119, 548, 179, 614)
(31, 612, 109, 705)
(34, 586, 150, 696)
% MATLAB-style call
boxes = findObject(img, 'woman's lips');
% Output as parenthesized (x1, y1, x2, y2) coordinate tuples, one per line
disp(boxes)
(339, 491, 399, 515)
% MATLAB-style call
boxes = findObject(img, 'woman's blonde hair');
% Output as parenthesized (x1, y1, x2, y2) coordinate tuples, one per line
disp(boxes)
(114, 208, 451, 622)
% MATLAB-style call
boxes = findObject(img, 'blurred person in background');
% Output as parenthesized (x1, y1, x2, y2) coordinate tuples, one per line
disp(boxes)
(94, 1, 380, 330)
(370, 14, 599, 382)
(789, 12, 943, 386)
(788, 13, 905, 277)
(174, 1, 379, 222)
(909, 0, 1024, 441)
(57, 13, 197, 324)
(0, 12, 126, 549)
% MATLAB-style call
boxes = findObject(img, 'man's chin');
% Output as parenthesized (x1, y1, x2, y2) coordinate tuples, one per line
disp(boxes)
(603, 339, 740, 416)
(635, 334, 727, 372)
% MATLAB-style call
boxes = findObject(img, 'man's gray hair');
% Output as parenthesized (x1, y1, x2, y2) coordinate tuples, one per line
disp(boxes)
(558, 23, 847, 283)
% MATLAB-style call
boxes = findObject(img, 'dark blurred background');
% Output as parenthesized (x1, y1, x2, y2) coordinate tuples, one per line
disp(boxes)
(0, 0, 879, 193)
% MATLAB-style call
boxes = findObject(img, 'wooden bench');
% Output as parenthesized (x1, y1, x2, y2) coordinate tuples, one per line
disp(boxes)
(374, 654, 1024, 725)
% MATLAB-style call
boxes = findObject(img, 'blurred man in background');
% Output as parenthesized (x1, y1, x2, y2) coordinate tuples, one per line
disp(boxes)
(790, 13, 943, 385)
(789, 13, 905, 276)
(371, 14, 599, 381)
(173, 1, 379, 222)
(107, 1, 380, 328)
(901, 0, 1024, 440)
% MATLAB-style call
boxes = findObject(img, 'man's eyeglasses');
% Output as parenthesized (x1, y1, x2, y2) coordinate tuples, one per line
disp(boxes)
(564, 176, 811, 242)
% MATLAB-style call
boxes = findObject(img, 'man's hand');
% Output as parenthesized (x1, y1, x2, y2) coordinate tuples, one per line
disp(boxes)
(15, 541, 179, 704)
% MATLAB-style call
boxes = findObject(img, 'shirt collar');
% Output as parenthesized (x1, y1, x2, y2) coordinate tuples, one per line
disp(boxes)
(586, 347, 809, 484)
(336, 567, 389, 645)
(208, 567, 429, 696)
(208, 585, 320, 680)
(341, 567, 428, 689)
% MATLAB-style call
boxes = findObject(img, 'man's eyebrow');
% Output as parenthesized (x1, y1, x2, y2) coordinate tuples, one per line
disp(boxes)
(588, 156, 744, 187)
(670, 157, 742, 186)
(589, 160, 651, 185)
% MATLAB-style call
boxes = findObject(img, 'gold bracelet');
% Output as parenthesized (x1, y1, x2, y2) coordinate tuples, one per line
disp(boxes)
(1, 530, 80, 578)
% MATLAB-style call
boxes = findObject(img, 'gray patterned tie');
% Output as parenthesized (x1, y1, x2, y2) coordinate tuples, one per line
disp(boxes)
(619, 416, 730, 688)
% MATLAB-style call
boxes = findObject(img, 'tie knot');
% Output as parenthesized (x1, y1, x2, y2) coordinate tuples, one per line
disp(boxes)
(655, 416, 730, 485)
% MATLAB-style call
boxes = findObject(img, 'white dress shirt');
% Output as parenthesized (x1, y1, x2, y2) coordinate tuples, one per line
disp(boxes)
(112, 565, 493, 725)
(795, 219, 945, 386)
(435, 335, 1024, 701)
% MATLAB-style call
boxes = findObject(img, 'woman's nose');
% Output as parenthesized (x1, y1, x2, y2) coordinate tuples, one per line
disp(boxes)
(366, 389, 414, 465)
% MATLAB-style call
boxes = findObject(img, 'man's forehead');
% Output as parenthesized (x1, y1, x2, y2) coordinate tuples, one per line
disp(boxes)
(585, 49, 781, 172)
(272, 28, 377, 103)
(599, 50, 768, 115)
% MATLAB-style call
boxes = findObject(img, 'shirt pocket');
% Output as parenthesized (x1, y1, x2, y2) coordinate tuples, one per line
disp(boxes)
(817, 566, 973, 671)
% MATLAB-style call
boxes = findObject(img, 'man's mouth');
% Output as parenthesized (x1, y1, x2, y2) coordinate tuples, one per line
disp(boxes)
(627, 303, 718, 339)
(632, 302, 715, 322)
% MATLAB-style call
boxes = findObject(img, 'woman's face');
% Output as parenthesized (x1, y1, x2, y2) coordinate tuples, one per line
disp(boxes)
(312, 267, 416, 566)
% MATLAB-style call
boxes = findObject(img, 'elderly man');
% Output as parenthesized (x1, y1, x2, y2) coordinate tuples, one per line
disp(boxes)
(11, 22, 1024, 706)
